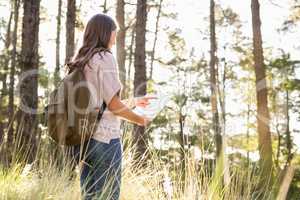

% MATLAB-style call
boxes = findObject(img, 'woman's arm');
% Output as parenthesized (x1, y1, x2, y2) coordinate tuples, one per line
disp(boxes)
(121, 98, 136, 109)
(107, 94, 150, 126)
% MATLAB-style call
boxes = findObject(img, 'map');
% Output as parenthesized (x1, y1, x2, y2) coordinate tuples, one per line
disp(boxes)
(132, 93, 171, 120)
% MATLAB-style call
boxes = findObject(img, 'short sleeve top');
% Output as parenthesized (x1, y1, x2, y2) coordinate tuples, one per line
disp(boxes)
(83, 51, 123, 144)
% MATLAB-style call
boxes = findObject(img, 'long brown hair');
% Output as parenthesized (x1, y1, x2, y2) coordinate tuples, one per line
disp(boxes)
(67, 14, 117, 72)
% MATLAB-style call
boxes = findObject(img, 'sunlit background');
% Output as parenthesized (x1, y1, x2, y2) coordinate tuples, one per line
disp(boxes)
(0, 0, 300, 199)
(0, 0, 299, 152)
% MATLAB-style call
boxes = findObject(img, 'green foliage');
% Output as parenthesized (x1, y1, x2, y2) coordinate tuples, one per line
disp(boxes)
(172, 93, 187, 108)
(215, 5, 241, 27)
(282, 3, 300, 31)
(228, 134, 258, 152)
(38, 68, 50, 89)
(267, 52, 300, 164)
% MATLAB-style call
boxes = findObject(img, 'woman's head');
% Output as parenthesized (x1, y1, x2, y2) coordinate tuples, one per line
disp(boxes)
(83, 14, 117, 50)
(67, 14, 117, 71)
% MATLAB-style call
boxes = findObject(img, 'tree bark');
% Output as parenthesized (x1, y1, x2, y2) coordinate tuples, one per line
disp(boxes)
(0, 6, 13, 147)
(127, 23, 136, 95)
(271, 86, 281, 168)
(116, 0, 127, 98)
(209, 0, 222, 159)
(7, 0, 20, 150)
(19, 0, 40, 163)
(133, 0, 148, 162)
(65, 0, 76, 64)
(218, 58, 230, 185)
(1, 7, 12, 99)
(149, 0, 163, 80)
(54, 0, 62, 86)
(276, 165, 295, 200)
(102, 0, 108, 13)
(178, 107, 187, 183)
(247, 103, 251, 165)
(285, 89, 292, 165)
(208, 1, 225, 195)
(251, 0, 273, 189)
(0, 4, 13, 161)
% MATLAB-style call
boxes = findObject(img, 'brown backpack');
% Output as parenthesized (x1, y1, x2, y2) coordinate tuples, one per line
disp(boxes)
(46, 68, 106, 146)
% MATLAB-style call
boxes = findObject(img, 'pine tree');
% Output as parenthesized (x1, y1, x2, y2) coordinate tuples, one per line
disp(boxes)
(116, 0, 127, 97)
(133, 0, 148, 162)
(251, 0, 273, 190)
(65, 0, 76, 64)
(19, 0, 40, 163)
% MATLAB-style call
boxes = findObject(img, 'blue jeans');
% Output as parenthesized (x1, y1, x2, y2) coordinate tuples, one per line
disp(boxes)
(72, 138, 122, 200)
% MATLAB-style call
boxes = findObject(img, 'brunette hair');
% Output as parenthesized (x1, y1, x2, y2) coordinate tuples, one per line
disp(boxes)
(67, 14, 117, 72)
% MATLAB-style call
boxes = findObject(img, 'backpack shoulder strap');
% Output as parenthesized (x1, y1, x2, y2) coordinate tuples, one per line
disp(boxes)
(97, 102, 106, 121)
(95, 62, 106, 122)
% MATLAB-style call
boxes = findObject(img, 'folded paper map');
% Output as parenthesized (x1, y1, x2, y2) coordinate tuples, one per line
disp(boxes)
(132, 93, 171, 120)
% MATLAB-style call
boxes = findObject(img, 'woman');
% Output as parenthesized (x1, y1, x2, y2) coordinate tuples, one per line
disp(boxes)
(68, 14, 152, 200)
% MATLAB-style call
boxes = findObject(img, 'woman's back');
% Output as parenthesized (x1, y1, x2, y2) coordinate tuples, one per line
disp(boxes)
(83, 51, 123, 144)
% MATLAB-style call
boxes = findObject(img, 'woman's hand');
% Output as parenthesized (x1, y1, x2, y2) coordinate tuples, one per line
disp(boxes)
(135, 96, 157, 108)
(108, 94, 153, 127)
(137, 115, 152, 127)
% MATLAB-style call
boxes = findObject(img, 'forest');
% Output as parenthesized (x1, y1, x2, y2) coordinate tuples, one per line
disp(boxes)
(0, 0, 300, 199)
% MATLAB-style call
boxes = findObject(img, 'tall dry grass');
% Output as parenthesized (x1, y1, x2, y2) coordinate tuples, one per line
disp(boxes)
(0, 128, 274, 200)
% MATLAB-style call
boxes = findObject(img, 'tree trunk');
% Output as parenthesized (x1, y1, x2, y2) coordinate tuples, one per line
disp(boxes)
(251, 0, 273, 189)
(209, 0, 222, 160)
(208, 1, 224, 196)
(149, 0, 163, 80)
(19, 0, 40, 163)
(1, 7, 12, 99)
(54, 0, 62, 86)
(0, 4, 13, 164)
(102, 0, 108, 13)
(218, 58, 230, 185)
(7, 0, 20, 151)
(285, 89, 292, 165)
(0, 6, 13, 147)
(178, 109, 186, 183)
(247, 103, 251, 165)
(116, 0, 127, 98)
(272, 86, 281, 168)
(276, 165, 295, 200)
(127, 23, 136, 95)
(65, 0, 76, 64)
(133, 0, 148, 162)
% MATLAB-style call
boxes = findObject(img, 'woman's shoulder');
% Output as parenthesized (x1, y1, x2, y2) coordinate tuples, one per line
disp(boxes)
(92, 50, 115, 64)
(90, 50, 117, 72)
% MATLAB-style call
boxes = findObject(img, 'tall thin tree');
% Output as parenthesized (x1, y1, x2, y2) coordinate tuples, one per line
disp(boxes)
(133, 0, 148, 161)
(285, 88, 292, 165)
(208, 1, 224, 195)
(1, 7, 12, 100)
(19, 0, 40, 163)
(54, 0, 62, 86)
(116, 0, 127, 97)
(65, 0, 76, 64)
(127, 22, 136, 95)
(209, 0, 222, 160)
(0, 5, 13, 147)
(251, 0, 273, 189)
(7, 0, 20, 150)
(149, 0, 163, 80)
